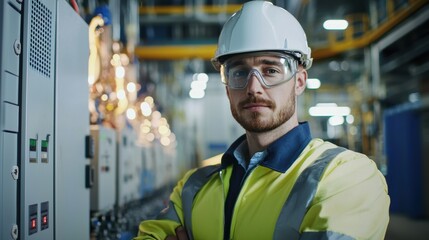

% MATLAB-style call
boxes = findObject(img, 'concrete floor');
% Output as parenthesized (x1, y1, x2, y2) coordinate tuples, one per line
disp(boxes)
(385, 214, 429, 240)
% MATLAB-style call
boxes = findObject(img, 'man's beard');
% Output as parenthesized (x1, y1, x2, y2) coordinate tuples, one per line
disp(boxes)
(230, 94, 295, 133)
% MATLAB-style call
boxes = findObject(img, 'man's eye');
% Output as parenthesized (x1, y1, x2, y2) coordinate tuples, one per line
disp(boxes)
(265, 68, 280, 75)
(232, 70, 247, 78)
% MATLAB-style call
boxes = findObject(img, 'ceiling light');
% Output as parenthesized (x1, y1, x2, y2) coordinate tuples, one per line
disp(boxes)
(346, 115, 354, 124)
(190, 73, 208, 99)
(309, 103, 351, 116)
(316, 103, 337, 107)
(196, 73, 209, 82)
(323, 19, 348, 30)
(191, 80, 207, 90)
(307, 78, 321, 89)
(328, 116, 344, 126)
(189, 88, 205, 99)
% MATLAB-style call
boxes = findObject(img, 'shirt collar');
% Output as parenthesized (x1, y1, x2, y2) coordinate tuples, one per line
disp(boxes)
(233, 141, 249, 169)
(233, 141, 267, 171)
(221, 122, 312, 173)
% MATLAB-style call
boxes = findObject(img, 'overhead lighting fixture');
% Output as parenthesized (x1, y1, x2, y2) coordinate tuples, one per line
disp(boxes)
(323, 19, 348, 30)
(189, 88, 205, 99)
(328, 116, 344, 126)
(307, 78, 321, 89)
(309, 103, 351, 116)
(190, 73, 209, 99)
(346, 115, 354, 124)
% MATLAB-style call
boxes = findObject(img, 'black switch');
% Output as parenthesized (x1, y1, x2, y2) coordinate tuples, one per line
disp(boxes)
(85, 135, 94, 159)
(86, 164, 94, 188)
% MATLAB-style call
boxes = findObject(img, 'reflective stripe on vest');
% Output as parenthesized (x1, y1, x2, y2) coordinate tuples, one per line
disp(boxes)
(273, 147, 348, 240)
(181, 165, 219, 240)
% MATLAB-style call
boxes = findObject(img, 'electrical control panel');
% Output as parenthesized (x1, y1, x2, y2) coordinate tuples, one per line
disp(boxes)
(20, 0, 56, 238)
(0, 1, 21, 239)
(117, 128, 140, 207)
(2, 0, 90, 239)
(90, 126, 117, 212)
(140, 145, 156, 197)
(54, 0, 90, 239)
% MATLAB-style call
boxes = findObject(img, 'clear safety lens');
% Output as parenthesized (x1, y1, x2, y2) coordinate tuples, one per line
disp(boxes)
(221, 53, 298, 89)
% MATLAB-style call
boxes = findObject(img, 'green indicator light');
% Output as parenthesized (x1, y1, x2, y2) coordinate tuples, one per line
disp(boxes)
(30, 139, 37, 152)
(41, 140, 48, 152)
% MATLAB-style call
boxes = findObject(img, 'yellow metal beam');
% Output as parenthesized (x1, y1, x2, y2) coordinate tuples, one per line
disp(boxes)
(135, 44, 217, 60)
(139, 5, 242, 15)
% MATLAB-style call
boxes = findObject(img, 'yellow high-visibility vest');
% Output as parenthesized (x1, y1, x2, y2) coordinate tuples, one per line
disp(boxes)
(135, 138, 390, 240)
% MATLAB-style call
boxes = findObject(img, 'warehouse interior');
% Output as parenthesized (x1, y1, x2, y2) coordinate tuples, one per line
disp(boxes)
(0, 0, 428, 239)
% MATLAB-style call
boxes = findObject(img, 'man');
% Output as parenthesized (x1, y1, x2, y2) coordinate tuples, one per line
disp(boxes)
(135, 1, 390, 239)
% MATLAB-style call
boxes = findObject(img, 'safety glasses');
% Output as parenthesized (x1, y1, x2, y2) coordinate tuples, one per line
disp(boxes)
(220, 52, 299, 89)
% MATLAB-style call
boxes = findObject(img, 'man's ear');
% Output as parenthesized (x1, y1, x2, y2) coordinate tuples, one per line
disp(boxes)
(295, 69, 307, 96)
(226, 86, 231, 100)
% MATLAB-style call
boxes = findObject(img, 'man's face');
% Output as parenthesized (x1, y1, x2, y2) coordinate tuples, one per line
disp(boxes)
(224, 54, 306, 133)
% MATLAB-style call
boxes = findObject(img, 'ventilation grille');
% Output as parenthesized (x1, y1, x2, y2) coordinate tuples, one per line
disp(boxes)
(29, 0, 52, 78)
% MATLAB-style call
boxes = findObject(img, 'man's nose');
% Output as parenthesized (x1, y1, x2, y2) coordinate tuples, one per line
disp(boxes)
(246, 71, 264, 95)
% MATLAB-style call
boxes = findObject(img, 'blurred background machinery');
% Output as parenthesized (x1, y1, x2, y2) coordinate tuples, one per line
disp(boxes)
(0, 0, 428, 239)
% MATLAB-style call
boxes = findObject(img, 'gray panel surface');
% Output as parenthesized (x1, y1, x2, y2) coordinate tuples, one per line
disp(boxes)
(1, 132, 18, 240)
(91, 126, 117, 212)
(1, 1, 21, 239)
(2, 3, 21, 76)
(54, 0, 90, 239)
(3, 72, 19, 104)
(20, 0, 56, 238)
(3, 102, 19, 132)
(117, 128, 138, 206)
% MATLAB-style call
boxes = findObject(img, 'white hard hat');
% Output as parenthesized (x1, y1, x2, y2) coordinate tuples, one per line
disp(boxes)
(212, 1, 312, 70)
